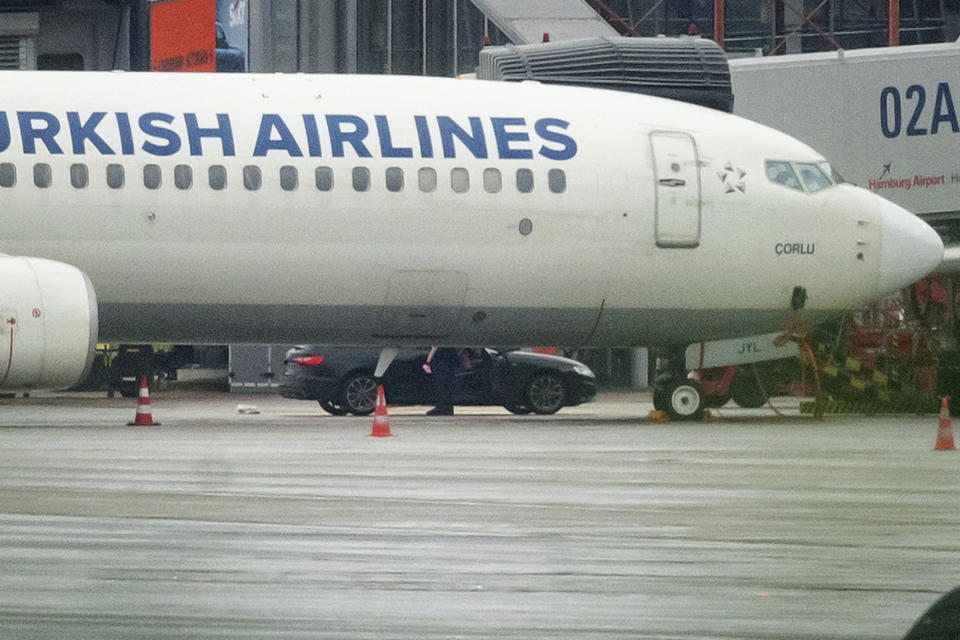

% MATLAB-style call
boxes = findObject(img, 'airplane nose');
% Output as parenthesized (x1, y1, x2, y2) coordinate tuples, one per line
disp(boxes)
(878, 198, 943, 295)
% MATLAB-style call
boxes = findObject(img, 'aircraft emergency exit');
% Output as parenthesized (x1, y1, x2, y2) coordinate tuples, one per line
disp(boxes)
(0, 71, 943, 411)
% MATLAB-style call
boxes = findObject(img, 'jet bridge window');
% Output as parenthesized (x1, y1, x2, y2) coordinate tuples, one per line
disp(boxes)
(70, 164, 88, 189)
(106, 164, 124, 189)
(315, 166, 333, 191)
(765, 161, 802, 191)
(33, 163, 52, 188)
(209, 165, 227, 190)
(174, 165, 193, 190)
(796, 162, 832, 193)
(280, 166, 298, 191)
(0, 163, 15, 188)
(143, 164, 162, 190)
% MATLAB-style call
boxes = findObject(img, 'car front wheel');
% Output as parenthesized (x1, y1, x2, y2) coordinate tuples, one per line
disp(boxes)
(341, 374, 379, 415)
(525, 372, 566, 415)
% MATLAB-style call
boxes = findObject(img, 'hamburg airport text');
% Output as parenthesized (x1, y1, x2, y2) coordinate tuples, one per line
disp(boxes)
(0, 112, 578, 160)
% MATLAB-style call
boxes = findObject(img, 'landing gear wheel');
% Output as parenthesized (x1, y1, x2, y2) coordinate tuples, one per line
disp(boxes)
(318, 399, 349, 416)
(504, 403, 533, 415)
(525, 372, 566, 415)
(340, 374, 378, 415)
(664, 380, 704, 421)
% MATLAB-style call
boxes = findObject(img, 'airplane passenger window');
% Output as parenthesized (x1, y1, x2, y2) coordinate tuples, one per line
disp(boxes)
(34, 163, 52, 188)
(483, 168, 502, 193)
(243, 166, 262, 191)
(418, 167, 437, 192)
(106, 164, 124, 189)
(516, 168, 533, 193)
(797, 162, 832, 193)
(174, 164, 193, 190)
(143, 164, 162, 190)
(0, 163, 15, 188)
(70, 164, 88, 189)
(315, 166, 333, 191)
(385, 167, 403, 192)
(209, 165, 227, 190)
(451, 168, 469, 193)
(548, 168, 566, 194)
(280, 166, 298, 191)
(764, 161, 802, 191)
(352, 167, 370, 192)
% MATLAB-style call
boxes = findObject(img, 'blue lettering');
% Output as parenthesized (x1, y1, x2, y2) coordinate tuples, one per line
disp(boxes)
(67, 112, 114, 155)
(375, 115, 413, 158)
(931, 82, 959, 134)
(535, 118, 576, 160)
(139, 113, 181, 156)
(303, 114, 322, 157)
(880, 86, 901, 138)
(184, 113, 235, 156)
(253, 114, 303, 157)
(18, 111, 63, 154)
(491, 117, 532, 160)
(414, 115, 433, 158)
(0, 112, 9, 153)
(438, 116, 487, 159)
(906, 85, 927, 136)
(116, 112, 135, 155)
(326, 114, 371, 158)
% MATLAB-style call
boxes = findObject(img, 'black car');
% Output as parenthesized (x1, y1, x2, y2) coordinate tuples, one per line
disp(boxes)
(280, 346, 596, 416)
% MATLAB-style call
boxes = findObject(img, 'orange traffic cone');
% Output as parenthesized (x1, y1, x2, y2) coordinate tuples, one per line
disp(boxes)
(935, 397, 955, 451)
(128, 376, 160, 426)
(370, 385, 392, 437)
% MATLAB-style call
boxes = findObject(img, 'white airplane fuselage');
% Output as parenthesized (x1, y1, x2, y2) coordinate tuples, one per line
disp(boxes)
(0, 71, 943, 347)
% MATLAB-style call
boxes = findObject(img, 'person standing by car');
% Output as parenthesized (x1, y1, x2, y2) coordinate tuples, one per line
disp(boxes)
(423, 346, 459, 415)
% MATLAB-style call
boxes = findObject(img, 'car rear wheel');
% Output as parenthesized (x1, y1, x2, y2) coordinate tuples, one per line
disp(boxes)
(525, 372, 566, 415)
(504, 403, 532, 415)
(341, 374, 378, 415)
(318, 399, 349, 416)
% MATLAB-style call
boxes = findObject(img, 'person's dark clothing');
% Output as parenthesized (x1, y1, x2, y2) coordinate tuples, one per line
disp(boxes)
(429, 347, 458, 414)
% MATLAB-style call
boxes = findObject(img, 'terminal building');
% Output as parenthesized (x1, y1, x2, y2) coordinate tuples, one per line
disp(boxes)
(2, 0, 959, 394)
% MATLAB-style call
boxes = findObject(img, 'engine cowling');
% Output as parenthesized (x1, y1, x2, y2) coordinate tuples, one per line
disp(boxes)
(0, 256, 98, 391)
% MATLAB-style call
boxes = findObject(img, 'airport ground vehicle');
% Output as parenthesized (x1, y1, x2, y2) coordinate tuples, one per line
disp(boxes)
(280, 346, 596, 416)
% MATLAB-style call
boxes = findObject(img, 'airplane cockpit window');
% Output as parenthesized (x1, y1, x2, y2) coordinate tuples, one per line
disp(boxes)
(0, 163, 15, 188)
(819, 161, 845, 184)
(70, 164, 88, 189)
(765, 161, 802, 191)
(796, 162, 832, 193)
(106, 163, 124, 189)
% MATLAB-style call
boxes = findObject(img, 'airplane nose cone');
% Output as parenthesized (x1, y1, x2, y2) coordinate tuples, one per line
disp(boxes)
(878, 199, 943, 295)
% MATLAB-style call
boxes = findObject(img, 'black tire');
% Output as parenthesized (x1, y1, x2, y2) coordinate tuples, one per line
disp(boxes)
(525, 372, 566, 415)
(703, 394, 730, 409)
(664, 380, 704, 421)
(340, 373, 378, 415)
(731, 369, 766, 408)
(504, 403, 533, 415)
(653, 387, 668, 411)
(318, 399, 350, 416)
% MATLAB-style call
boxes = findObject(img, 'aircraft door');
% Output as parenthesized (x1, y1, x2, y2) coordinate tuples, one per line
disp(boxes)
(651, 131, 701, 248)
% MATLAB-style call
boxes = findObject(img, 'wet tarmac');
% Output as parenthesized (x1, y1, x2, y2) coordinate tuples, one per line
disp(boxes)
(0, 391, 957, 639)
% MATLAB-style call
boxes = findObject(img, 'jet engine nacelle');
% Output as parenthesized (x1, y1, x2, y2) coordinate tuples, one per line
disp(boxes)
(0, 257, 98, 391)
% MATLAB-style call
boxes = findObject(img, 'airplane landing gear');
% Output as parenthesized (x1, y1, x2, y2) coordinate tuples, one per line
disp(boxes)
(653, 349, 706, 421)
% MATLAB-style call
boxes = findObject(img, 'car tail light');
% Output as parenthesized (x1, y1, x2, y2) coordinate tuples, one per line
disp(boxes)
(296, 355, 325, 366)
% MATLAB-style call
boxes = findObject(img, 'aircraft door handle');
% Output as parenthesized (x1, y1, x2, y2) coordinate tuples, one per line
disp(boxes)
(659, 178, 686, 187)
